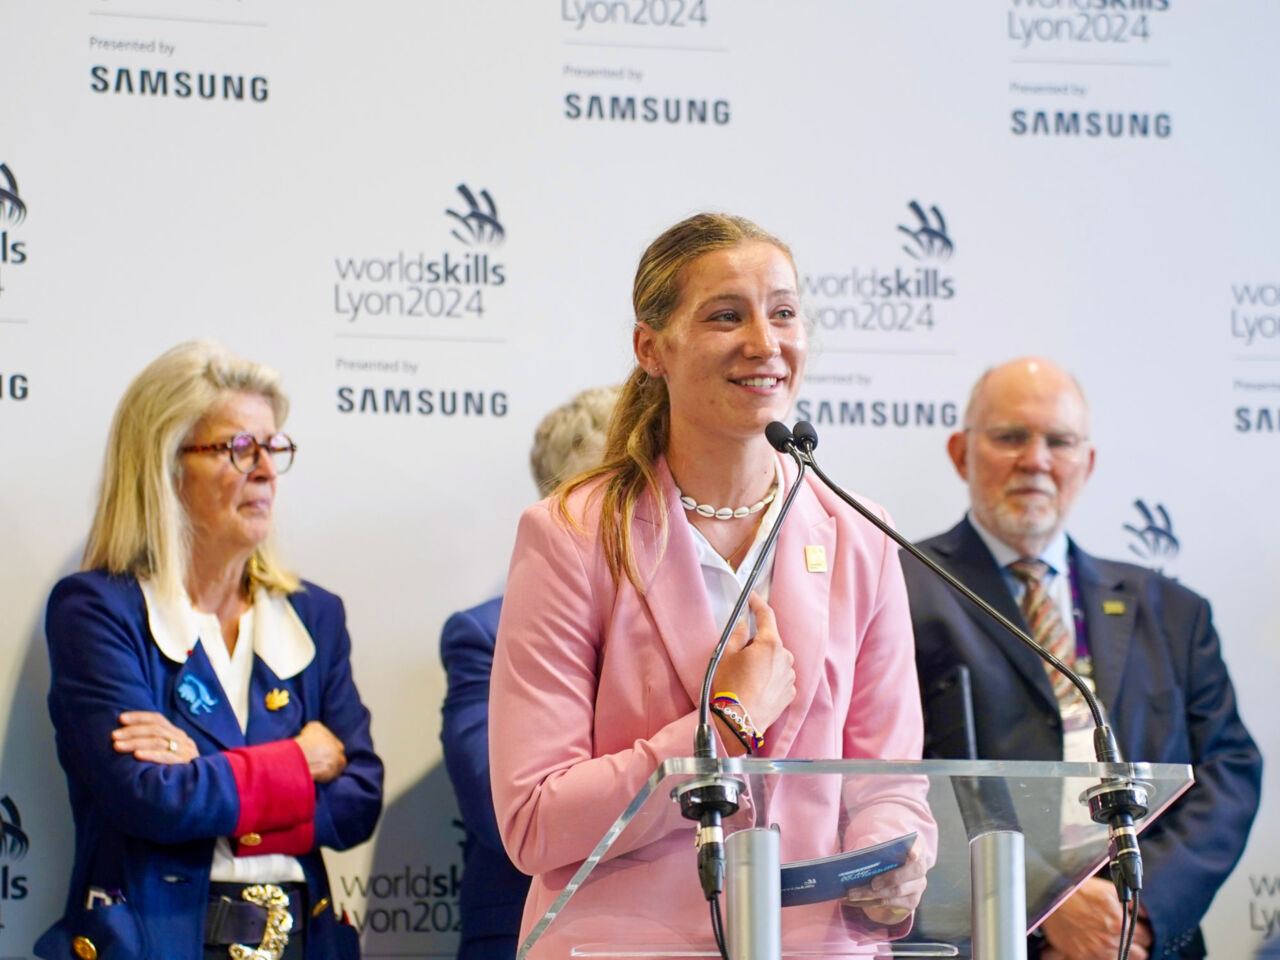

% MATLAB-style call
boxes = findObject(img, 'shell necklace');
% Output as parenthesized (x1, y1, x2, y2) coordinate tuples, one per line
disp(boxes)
(676, 483, 778, 520)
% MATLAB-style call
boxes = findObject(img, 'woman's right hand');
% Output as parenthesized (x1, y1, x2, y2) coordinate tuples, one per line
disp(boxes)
(294, 721, 347, 783)
(112, 711, 198, 764)
(711, 591, 796, 734)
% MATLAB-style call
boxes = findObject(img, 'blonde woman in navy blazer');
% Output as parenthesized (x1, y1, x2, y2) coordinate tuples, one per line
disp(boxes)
(37, 341, 382, 960)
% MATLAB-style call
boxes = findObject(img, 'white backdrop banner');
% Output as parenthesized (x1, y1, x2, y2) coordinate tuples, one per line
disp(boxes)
(0, 1, 1276, 957)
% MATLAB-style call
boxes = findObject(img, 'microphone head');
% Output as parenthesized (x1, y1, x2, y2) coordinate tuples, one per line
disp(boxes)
(793, 421, 818, 451)
(765, 421, 794, 452)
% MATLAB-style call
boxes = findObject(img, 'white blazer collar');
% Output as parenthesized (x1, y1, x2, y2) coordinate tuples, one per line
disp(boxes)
(140, 580, 315, 678)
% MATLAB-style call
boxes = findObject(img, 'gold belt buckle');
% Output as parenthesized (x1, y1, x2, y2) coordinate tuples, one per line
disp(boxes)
(228, 884, 294, 960)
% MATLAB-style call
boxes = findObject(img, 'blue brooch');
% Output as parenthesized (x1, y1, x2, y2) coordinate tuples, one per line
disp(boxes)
(177, 675, 218, 716)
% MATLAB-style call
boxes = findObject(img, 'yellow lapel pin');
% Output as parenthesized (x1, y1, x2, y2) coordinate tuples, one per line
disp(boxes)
(1102, 600, 1126, 616)
(265, 688, 290, 711)
(804, 545, 828, 573)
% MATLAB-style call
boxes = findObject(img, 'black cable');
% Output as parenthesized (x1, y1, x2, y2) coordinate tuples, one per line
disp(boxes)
(1117, 889, 1131, 960)
(709, 893, 730, 960)
(1118, 890, 1141, 960)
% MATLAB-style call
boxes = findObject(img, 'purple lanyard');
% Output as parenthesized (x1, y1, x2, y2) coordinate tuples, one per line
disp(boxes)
(1066, 561, 1090, 658)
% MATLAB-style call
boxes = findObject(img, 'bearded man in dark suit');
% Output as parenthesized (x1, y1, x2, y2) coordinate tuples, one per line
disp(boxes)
(903, 357, 1261, 960)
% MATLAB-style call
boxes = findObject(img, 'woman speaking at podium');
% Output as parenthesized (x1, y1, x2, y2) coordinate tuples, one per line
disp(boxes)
(490, 214, 933, 956)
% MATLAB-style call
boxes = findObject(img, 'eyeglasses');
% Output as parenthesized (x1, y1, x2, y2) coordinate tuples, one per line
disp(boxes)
(969, 426, 1089, 461)
(180, 432, 297, 474)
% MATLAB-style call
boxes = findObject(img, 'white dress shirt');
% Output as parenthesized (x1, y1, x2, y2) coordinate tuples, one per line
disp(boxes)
(685, 460, 785, 641)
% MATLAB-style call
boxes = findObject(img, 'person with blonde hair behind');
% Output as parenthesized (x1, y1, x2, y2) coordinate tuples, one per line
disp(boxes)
(37, 340, 383, 960)
(528, 385, 620, 498)
(441, 383, 621, 960)
(489, 213, 934, 958)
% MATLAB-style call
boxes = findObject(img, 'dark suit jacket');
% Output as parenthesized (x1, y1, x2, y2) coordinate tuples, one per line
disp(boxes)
(904, 519, 1262, 960)
(37, 571, 384, 960)
(439, 598, 530, 960)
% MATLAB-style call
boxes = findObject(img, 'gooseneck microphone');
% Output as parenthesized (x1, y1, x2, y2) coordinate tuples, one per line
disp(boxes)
(691, 421, 808, 759)
(786, 420, 1146, 909)
(676, 421, 808, 939)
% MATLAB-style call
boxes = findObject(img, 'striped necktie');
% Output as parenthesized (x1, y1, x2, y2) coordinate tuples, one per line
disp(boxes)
(1008, 559, 1082, 709)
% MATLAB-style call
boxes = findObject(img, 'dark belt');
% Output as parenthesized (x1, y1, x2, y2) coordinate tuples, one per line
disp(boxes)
(205, 881, 306, 947)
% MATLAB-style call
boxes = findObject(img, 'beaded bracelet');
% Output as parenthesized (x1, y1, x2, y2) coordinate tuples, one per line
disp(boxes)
(710, 691, 764, 753)
(710, 703, 755, 753)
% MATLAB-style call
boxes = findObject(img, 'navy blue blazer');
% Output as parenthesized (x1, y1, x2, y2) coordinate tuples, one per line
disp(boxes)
(439, 598, 530, 960)
(36, 571, 384, 960)
(904, 519, 1262, 960)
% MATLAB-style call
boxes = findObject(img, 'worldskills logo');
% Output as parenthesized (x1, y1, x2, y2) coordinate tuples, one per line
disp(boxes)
(897, 200, 952, 261)
(0, 164, 26, 226)
(1124, 499, 1179, 568)
(446, 184, 504, 246)
(329, 182, 508, 328)
(0, 796, 28, 860)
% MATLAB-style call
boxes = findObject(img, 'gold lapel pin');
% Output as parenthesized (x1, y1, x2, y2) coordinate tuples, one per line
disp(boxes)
(265, 688, 290, 711)
(1102, 600, 1126, 616)
(804, 545, 828, 573)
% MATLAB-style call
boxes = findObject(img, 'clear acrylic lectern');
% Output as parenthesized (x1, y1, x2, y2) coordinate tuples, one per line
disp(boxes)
(518, 757, 1192, 959)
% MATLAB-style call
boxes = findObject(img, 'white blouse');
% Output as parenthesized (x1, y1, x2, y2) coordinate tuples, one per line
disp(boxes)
(141, 580, 312, 883)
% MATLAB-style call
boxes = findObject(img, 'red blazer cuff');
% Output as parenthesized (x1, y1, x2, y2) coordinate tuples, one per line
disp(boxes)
(233, 820, 315, 857)
(225, 740, 315, 835)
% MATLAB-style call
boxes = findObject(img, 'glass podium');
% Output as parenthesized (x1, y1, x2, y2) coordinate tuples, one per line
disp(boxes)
(518, 757, 1192, 959)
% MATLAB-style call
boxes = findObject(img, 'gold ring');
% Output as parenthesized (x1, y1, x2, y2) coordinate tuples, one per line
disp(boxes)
(167, 739, 178, 753)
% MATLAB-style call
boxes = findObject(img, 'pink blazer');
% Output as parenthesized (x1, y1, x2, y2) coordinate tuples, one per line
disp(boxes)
(490, 454, 932, 955)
